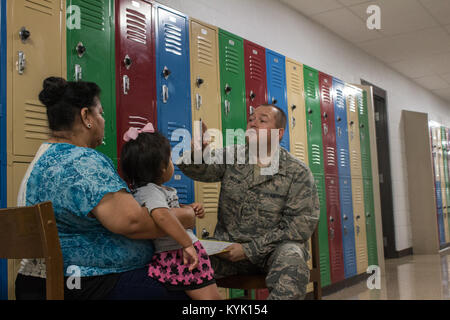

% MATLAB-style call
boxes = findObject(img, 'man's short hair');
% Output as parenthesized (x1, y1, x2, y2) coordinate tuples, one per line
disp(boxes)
(258, 104, 287, 130)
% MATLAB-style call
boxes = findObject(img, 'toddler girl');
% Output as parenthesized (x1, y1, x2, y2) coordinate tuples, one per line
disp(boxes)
(120, 123, 222, 300)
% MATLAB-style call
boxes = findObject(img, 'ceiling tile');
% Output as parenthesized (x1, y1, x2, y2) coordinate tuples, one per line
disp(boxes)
(431, 87, 450, 101)
(389, 52, 450, 79)
(419, 0, 450, 25)
(338, 0, 371, 6)
(311, 8, 383, 43)
(413, 75, 450, 90)
(348, 0, 438, 36)
(441, 73, 450, 84)
(278, 0, 343, 16)
(357, 27, 450, 63)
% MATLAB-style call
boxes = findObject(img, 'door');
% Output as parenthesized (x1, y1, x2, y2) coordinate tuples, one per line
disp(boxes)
(155, 4, 193, 204)
(266, 49, 289, 151)
(244, 40, 267, 119)
(11, 0, 65, 156)
(218, 29, 246, 146)
(438, 127, 450, 243)
(0, 0, 6, 300)
(67, 0, 117, 166)
(431, 126, 445, 244)
(189, 18, 222, 238)
(116, 0, 156, 170)
(286, 59, 308, 164)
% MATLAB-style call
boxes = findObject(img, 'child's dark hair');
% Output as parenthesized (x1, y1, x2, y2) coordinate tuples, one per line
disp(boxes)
(120, 131, 171, 188)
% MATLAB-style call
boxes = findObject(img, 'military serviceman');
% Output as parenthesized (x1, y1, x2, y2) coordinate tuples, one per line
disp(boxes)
(177, 104, 320, 299)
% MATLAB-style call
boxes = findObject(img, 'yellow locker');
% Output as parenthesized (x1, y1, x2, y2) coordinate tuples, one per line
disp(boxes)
(189, 18, 222, 239)
(345, 84, 368, 273)
(437, 129, 450, 243)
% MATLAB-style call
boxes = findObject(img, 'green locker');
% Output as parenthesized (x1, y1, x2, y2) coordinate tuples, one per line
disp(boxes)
(67, 0, 117, 166)
(441, 127, 450, 235)
(218, 29, 247, 146)
(358, 90, 377, 266)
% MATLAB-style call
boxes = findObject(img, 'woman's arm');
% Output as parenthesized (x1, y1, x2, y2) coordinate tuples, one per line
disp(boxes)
(91, 190, 195, 240)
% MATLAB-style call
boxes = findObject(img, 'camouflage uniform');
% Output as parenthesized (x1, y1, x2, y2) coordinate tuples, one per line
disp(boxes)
(177, 144, 320, 300)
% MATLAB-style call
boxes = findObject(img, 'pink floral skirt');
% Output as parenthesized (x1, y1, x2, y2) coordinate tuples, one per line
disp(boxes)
(148, 241, 215, 291)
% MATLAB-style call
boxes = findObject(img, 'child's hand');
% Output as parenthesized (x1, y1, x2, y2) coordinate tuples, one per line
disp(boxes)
(190, 203, 205, 219)
(183, 244, 199, 271)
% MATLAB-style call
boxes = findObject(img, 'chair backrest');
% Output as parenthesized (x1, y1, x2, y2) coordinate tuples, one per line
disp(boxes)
(0, 202, 64, 300)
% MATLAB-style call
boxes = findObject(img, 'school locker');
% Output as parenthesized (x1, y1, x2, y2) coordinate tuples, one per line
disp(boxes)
(358, 90, 378, 265)
(67, 0, 117, 166)
(0, 0, 6, 300)
(333, 77, 357, 278)
(436, 182, 446, 245)
(446, 128, 450, 237)
(218, 29, 247, 146)
(431, 127, 446, 244)
(437, 127, 450, 243)
(346, 85, 363, 179)
(155, 4, 193, 204)
(265, 49, 289, 151)
(244, 40, 267, 119)
(116, 0, 156, 170)
(189, 18, 222, 238)
(319, 72, 344, 283)
(351, 177, 369, 274)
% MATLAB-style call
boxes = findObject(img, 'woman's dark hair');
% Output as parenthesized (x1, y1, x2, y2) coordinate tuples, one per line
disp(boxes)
(120, 131, 172, 188)
(38, 77, 101, 131)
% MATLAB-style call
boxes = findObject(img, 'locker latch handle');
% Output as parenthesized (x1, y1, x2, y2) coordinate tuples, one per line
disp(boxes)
(291, 116, 296, 128)
(19, 27, 31, 42)
(308, 120, 312, 132)
(323, 124, 328, 135)
(201, 228, 210, 239)
(76, 42, 86, 58)
(337, 127, 342, 137)
(225, 100, 230, 114)
(196, 93, 202, 110)
(75, 64, 82, 81)
(17, 51, 26, 75)
(123, 75, 130, 95)
(249, 106, 255, 115)
(330, 228, 335, 240)
(162, 85, 169, 103)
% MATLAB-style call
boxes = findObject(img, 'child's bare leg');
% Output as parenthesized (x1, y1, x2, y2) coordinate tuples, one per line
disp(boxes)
(186, 283, 223, 300)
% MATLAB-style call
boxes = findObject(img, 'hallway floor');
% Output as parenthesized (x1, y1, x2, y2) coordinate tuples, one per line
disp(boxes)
(323, 249, 450, 300)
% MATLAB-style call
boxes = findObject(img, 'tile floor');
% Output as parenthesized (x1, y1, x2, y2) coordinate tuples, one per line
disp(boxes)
(323, 249, 450, 300)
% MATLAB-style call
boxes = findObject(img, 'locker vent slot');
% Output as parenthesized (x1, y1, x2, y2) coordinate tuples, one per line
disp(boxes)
(341, 183, 353, 207)
(351, 150, 361, 171)
(358, 95, 365, 116)
(335, 88, 345, 109)
(306, 79, 316, 99)
(361, 152, 370, 173)
(249, 53, 263, 81)
(126, 8, 147, 45)
(225, 45, 240, 75)
(321, 84, 331, 104)
(348, 94, 356, 113)
(168, 122, 187, 151)
(326, 147, 336, 167)
(289, 69, 302, 95)
(339, 148, 349, 169)
(24, 102, 49, 140)
(327, 183, 339, 205)
(354, 182, 364, 205)
(174, 184, 188, 203)
(80, 0, 105, 31)
(311, 144, 322, 167)
(128, 115, 149, 128)
(270, 65, 283, 89)
(332, 251, 343, 269)
(315, 179, 325, 204)
(25, 0, 54, 16)
(294, 142, 306, 163)
(201, 184, 220, 214)
(164, 23, 182, 56)
(197, 36, 213, 66)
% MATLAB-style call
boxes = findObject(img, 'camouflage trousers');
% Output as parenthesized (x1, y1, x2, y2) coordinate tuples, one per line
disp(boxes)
(210, 242, 310, 300)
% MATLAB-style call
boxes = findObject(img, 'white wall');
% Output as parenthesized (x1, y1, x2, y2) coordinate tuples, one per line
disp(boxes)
(157, 0, 450, 251)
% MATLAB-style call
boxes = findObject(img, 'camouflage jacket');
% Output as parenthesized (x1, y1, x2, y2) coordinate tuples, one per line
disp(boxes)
(177, 144, 320, 266)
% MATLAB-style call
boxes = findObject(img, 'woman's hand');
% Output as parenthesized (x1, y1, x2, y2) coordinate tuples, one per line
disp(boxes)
(183, 244, 199, 271)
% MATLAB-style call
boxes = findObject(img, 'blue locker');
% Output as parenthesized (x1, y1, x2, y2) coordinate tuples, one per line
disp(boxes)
(265, 49, 290, 151)
(0, 0, 7, 300)
(155, 4, 194, 204)
(333, 78, 357, 278)
(436, 183, 446, 245)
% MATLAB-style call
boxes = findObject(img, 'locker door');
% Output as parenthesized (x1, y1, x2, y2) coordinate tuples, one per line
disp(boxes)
(313, 173, 331, 287)
(436, 182, 446, 244)
(155, 4, 193, 204)
(438, 127, 450, 243)
(333, 78, 351, 178)
(339, 176, 357, 278)
(352, 178, 368, 274)
(358, 90, 372, 179)
(11, 0, 64, 156)
(218, 29, 246, 145)
(0, 0, 6, 300)
(431, 127, 445, 244)
(67, 0, 117, 166)
(345, 85, 362, 179)
(266, 49, 289, 151)
(189, 18, 221, 238)
(304, 66, 323, 175)
(116, 0, 156, 167)
(319, 72, 338, 176)
(325, 176, 345, 283)
(286, 59, 308, 164)
(446, 128, 450, 237)
(363, 178, 378, 266)
(244, 40, 267, 119)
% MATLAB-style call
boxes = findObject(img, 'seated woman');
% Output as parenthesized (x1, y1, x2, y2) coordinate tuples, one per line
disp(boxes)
(15, 77, 195, 300)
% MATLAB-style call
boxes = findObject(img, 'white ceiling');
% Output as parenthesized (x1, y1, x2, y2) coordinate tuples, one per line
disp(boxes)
(277, 0, 450, 103)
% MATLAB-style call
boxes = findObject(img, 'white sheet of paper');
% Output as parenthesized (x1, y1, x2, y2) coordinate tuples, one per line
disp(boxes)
(199, 239, 234, 256)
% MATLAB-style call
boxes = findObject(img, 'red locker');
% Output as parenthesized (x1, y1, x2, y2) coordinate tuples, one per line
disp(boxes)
(319, 72, 345, 283)
(244, 40, 268, 119)
(116, 0, 156, 167)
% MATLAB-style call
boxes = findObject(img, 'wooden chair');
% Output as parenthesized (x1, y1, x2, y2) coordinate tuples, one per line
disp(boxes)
(0, 201, 64, 300)
(216, 226, 322, 300)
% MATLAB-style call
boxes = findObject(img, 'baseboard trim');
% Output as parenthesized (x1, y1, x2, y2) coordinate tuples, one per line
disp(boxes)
(440, 243, 450, 251)
(305, 272, 370, 299)
(396, 247, 413, 258)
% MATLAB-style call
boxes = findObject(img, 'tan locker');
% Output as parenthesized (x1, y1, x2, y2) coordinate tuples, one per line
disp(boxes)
(345, 85, 362, 179)
(352, 177, 369, 274)
(437, 130, 450, 243)
(9, 0, 65, 157)
(189, 18, 222, 238)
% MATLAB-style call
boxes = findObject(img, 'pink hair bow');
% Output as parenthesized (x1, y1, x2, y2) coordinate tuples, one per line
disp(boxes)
(123, 122, 155, 142)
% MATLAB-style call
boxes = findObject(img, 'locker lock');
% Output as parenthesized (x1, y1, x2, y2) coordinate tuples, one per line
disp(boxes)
(162, 66, 171, 79)
(76, 42, 86, 58)
(308, 108, 312, 114)
(350, 120, 354, 125)
(201, 228, 210, 239)
(291, 104, 297, 111)
(19, 27, 30, 42)
(343, 214, 348, 220)
(356, 215, 361, 220)
(196, 77, 204, 88)
(124, 55, 132, 69)
(360, 124, 365, 128)
(329, 216, 334, 222)
(323, 112, 328, 119)
(272, 97, 278, 105)
(337, 116, 341, 122)
(250, 91, 255, 101)
(225, 84, 232, 94)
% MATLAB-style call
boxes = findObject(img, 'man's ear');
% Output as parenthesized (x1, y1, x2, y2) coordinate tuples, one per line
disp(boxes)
(278, 128, 285, 141)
